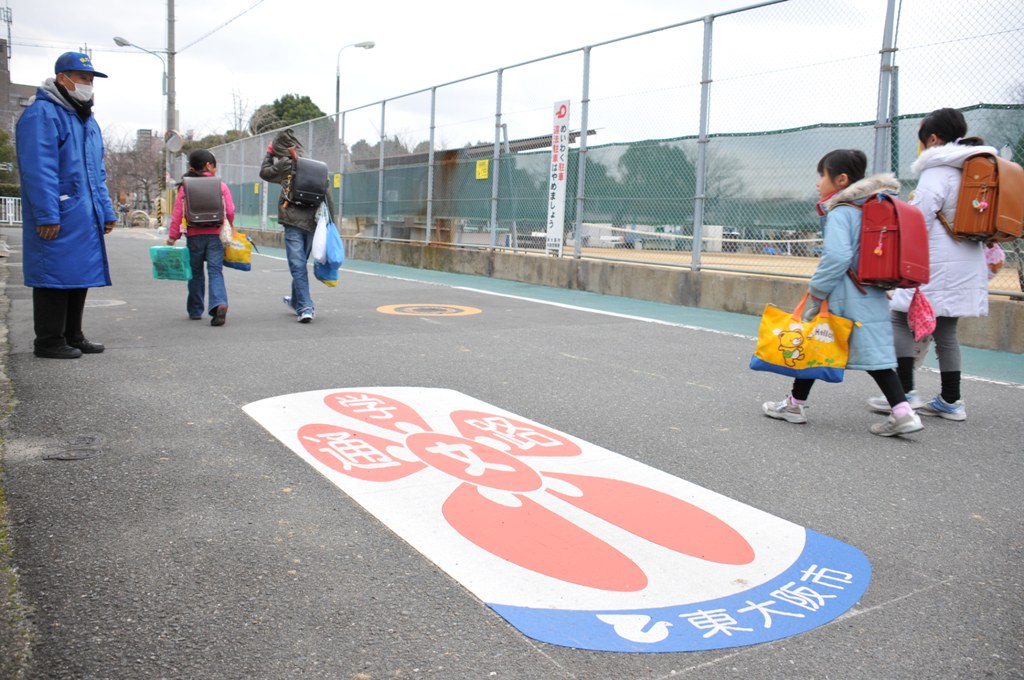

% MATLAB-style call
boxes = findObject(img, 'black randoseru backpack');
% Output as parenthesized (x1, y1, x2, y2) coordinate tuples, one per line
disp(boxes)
(182, 176, 225, 227)
(285, 157, 329, 206)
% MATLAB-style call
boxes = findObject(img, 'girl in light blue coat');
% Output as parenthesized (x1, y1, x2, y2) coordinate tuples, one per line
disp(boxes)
(763, 149, 924, 437)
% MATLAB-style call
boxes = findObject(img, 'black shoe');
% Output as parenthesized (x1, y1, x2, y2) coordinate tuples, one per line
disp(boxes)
(68, 339, 105, 354)
(34, 344, 82, 359)
(211, 305, 227, 327)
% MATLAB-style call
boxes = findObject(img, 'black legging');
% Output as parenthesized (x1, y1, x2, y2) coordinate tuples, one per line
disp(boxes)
(791, 368, 906, 407)
(891, 311, 963, 402)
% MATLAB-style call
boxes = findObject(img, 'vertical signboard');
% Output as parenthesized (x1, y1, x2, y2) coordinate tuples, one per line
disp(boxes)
(546, 100, 570, 257)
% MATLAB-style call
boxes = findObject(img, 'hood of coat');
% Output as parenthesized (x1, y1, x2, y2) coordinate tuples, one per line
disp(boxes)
(33, 78, 76, 113)
(822, 173, 901, 211)
(911, 141, 999, 175)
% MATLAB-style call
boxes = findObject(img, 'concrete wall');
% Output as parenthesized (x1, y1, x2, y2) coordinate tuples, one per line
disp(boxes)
(247, 231, 1024, 354)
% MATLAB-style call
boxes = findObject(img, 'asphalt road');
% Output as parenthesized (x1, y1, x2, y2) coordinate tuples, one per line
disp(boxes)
(1, 226, 1021, 679)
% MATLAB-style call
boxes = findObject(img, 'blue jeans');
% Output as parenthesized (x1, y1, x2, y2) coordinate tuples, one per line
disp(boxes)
(283, 226, 314, 315)
(186, 234, 227, 318)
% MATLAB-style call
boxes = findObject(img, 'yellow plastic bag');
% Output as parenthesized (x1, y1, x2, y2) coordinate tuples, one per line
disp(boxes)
(749, 293, 854, 383)
(223, 229, 253, 271)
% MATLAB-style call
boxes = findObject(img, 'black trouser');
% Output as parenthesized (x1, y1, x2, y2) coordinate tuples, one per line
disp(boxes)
(33, 287, 88, 349)
(791, 369, 906, 407)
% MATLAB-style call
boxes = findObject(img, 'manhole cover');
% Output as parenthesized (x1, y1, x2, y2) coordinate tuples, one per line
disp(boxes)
(377, 304, 481, 317)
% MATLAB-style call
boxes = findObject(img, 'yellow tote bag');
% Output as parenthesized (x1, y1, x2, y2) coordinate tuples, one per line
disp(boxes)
(749, 293, 855, 383)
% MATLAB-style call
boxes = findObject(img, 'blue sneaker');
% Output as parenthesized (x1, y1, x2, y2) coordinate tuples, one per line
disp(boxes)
(918, 395, 966, 421)
(298, 310, 314, 324)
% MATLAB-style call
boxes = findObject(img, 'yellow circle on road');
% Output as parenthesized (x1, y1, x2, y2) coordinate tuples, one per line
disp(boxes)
(377, 304, 482, 317)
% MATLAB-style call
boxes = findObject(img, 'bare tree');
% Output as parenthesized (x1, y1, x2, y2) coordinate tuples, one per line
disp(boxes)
(104, 132, 162, 212)
(229, 90, 254, 134)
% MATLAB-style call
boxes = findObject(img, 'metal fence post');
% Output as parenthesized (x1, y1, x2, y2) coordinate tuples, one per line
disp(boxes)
(490, 69, 504, 247)
(691, 15, 714, 272)
(426, 88, 436, 244)
(377, 101, 386, 241)
(338, 111, 346, 221)
(572, 46, 592, 259)
(873, 0, 898, 174)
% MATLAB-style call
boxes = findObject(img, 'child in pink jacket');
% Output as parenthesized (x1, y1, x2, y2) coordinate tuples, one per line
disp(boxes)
(165, 149, 235, 326)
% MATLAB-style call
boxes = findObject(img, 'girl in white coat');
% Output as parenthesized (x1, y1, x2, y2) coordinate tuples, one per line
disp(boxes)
(869, 108, 996, 421)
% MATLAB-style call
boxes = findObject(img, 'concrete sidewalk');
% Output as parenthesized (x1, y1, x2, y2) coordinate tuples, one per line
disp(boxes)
(0, 226, 1021, 679)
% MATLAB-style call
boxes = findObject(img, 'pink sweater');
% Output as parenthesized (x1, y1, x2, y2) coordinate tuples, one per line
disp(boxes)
(169, 172, 236, 241)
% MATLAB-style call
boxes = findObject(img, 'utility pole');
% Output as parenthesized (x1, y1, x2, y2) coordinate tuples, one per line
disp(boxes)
(162, 0, 176, 227)
(167, 0, 175, 135)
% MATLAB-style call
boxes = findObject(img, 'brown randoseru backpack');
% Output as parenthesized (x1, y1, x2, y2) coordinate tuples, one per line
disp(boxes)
(182, 176, 225, 227)
(938, 153, 1024, 243)
(284, 157, 329, 206)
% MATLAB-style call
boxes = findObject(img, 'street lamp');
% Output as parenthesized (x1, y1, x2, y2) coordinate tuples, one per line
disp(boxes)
(335, 40, 374, 115)
(114, 36, 167, 95)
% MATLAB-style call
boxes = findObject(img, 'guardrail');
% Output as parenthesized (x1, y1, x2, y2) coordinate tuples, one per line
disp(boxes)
(0, 197, 21, 225)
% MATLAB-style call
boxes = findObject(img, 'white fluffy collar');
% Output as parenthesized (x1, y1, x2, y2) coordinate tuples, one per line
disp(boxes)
(911, 142, 999, 175)
(822, 173, 901, 211)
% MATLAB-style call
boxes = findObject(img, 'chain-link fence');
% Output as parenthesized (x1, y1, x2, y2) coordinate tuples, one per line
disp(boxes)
(211, 0, 1024, 296)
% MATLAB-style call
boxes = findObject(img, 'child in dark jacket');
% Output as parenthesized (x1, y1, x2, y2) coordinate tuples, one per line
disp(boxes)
(259, 129, 334, 323)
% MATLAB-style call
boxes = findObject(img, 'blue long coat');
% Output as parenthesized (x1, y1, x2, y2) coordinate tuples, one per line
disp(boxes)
(16, 83, 115, 289)
(807, 175, 899, 371)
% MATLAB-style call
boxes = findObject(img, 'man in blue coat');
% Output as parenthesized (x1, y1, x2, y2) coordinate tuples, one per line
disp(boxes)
(16, 51, 116, 359)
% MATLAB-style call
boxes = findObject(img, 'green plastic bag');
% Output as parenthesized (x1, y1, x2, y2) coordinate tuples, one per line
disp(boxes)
(150, 245, 192, 281)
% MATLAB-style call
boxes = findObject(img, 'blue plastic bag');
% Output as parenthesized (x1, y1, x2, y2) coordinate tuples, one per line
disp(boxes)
(325, 219, 345, 268)
(313, 259, 339, 287)
(314, 218, 345, 287)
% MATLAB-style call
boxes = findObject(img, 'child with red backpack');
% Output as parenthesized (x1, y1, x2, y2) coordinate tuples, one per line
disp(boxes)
(762, 149, 923, 437)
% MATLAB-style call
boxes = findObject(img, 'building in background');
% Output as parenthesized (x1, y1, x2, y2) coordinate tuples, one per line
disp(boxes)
(0, 39, 34, 141)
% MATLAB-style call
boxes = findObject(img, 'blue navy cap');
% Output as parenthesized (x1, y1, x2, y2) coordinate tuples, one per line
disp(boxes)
(54, 51, 108, 78)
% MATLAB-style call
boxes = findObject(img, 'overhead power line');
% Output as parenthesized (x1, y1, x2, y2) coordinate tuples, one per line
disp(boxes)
(178, 0, 267, 53)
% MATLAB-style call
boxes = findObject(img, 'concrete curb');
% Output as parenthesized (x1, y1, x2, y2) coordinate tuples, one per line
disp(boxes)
(246, 230, 1024, 354)
(0, 258, 34, 680)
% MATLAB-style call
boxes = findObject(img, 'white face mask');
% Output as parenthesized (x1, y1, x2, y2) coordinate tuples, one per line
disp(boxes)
(61, 78, 93, 103)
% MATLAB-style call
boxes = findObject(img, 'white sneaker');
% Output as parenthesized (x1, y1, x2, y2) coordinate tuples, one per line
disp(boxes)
(282, 295, 292, 309)
(866, 390, 924, 413)
(298, 310, 314, 324)
(918, 395, 967, 421)
(762, 397, 807, 424)
(870, 411, 924, 437)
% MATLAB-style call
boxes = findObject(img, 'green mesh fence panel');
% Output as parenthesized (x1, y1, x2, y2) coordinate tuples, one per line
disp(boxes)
(205, 0, 1023, 292)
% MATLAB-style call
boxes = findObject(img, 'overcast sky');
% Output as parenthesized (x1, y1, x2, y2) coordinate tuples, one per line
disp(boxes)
(6, 0, 761, 144)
